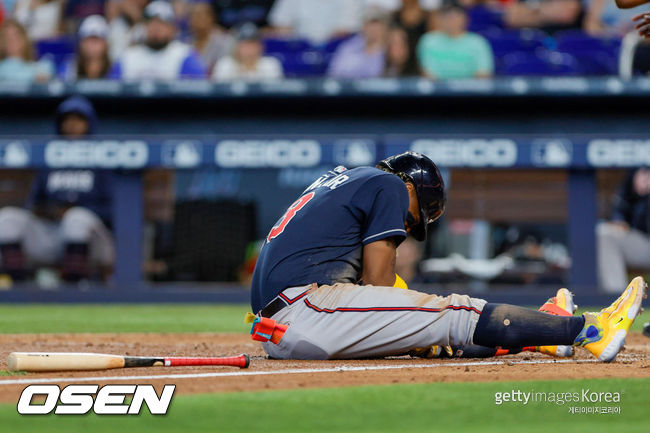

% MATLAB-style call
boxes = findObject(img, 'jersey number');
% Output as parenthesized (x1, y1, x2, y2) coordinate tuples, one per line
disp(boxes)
(267, 192, 315, 242)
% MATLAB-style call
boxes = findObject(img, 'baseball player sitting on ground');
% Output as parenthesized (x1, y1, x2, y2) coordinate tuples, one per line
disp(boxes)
(248, 151, 646, 362)
(0, 95, 114, 283)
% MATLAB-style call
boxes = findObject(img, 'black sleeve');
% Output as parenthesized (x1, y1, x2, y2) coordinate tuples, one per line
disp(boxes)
(611, 169, 638, 223)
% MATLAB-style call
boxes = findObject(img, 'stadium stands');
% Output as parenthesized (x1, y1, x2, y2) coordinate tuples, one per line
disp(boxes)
(1, 1, 640, 81)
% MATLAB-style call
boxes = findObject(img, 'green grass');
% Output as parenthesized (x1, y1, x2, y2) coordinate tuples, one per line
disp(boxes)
(0, 304, 647, 334)
(0, 370, 25, 376)
(0, 304, 251, 333)
(0, 305, 647, 431)
(0, 378, 647, 433)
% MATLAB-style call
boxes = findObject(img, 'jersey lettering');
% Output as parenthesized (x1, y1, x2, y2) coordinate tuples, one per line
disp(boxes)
(267, 192, 315, 242)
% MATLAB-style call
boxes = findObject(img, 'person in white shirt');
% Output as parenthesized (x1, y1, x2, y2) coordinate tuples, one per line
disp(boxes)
(110, 0, 206, 81)
(105, 0, 148, 62)
(268, 0, 361, 44)
(212, 22, 283, 82)
(13, 0, 62, 41)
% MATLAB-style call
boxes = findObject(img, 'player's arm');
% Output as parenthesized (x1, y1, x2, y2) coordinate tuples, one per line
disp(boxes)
(616, 0, 649, 8)
(361, 237, 398, 287)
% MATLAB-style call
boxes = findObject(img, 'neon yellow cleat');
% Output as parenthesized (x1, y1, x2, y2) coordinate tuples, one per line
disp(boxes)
(536, 288, 577, 357)
(575, 276, 647, 362)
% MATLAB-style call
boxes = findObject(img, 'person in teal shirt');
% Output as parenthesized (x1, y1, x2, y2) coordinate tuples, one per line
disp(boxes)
(0, 19, 54, 83)
(417, 3, 494, 79)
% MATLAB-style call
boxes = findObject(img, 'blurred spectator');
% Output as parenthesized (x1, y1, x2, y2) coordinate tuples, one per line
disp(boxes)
(392, 0, 429, 64)
(584, 0, 637, 36)
(417, 3, 494, 79)
(188, 1, 233, 72)
(211, 0, 275, 28)
(327, 7, 390, 78)
(0, 18, 53, 81)
(62, 15, 111, 81)
(268, 0, 361, 43)
(0, 3, 4, 26)
(635, 12, 650, 38)
(385, 25, 418, 76)
(597, 168, 650, 293)
(359, 0, 443, 13)
(619, 31, 650, 77)
(505, 0, 584, 34)
(62, 0, 106, 35)
(111, 0, 206, 80)
(2, 0, 18, 15)
(212, 22, 283, 81)
(13, 0, 63, 41)
(105, 0, 148, 61)
(0, 96, 114, 283)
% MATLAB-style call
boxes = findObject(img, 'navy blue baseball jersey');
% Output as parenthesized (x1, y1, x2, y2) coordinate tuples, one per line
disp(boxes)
(251, 166, 410, 312)
(28, 170, 113, 225)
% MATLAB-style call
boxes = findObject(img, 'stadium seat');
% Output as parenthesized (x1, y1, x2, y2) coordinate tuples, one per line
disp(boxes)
(482, 29, 549, 74)
(555, 31, 621, 75)
(35, 37, 76, 70)
(264, 36, 352, 77)
(482, 29, 549, 58)
(321, 35, 354, 54)
(467, 5, 504, 33)
(501, 50, 581, 76)
(277, 51, 329, 77)
(262, 37, 311, 55)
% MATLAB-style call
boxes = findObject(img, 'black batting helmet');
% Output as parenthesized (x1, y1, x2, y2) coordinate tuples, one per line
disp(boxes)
(377, 151, 446, 241)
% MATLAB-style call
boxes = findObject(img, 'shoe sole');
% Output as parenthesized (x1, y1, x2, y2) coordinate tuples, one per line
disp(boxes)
(598, 278, 646, 362)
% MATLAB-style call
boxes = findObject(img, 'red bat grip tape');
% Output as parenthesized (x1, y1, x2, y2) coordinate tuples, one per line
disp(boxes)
(164, 354, 249, 368)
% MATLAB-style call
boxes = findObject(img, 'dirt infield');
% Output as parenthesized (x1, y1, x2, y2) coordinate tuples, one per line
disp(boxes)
(0, 332, 648, 403)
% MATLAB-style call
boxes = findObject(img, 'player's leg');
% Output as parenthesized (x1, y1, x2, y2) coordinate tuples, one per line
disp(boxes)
(423, 288, 576, 359)
(0, 207, 60, 279)
(0, 207, 30, 279)
(619, 228, 650, 273)
(60, 207, 114, 281)
(473, 277, 646, 362)
(597, 222, 629, 293)
(260, 277, 645, 362)
(261, 283, 486, 360)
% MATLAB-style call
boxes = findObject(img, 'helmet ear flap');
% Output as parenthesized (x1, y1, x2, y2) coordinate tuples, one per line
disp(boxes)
(410, 209, 427, 241)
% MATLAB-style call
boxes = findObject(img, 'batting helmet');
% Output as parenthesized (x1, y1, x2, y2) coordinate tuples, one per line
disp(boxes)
(377, 151, 446, 241)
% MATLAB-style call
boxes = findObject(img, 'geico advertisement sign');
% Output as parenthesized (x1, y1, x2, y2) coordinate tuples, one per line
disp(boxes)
(45, 140, 149, 168)
(587, 140, 650, 166)
(411, 139, 517, 167)
(18, 384, 175, 415)
(215, 140, 321, 167)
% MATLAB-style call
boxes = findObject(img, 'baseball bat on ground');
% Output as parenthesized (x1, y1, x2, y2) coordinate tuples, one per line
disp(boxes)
(7, 352, 250, 372)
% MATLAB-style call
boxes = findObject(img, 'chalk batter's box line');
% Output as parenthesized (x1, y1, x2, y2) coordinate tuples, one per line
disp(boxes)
(0, 358, 598, 386)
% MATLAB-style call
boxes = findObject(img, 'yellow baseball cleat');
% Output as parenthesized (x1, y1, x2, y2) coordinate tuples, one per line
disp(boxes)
(575, 276, 647, 362)
(536, 288, 577, 357)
